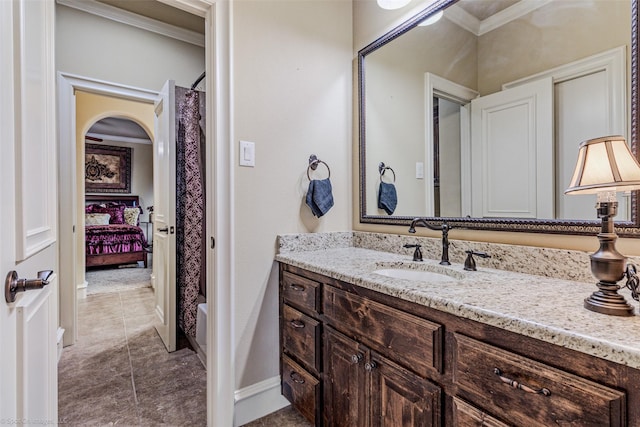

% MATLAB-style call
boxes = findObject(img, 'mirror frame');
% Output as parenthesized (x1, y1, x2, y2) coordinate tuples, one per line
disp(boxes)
(358, 0, 640, 237)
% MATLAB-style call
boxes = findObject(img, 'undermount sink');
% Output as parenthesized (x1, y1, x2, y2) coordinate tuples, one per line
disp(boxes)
(373, 268, 459, 283)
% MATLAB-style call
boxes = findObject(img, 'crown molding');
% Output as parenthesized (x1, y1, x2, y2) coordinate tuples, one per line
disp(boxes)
(56, 0, 205, 47)
(445, 0, 552, 36)
(157, 0, 212, 18)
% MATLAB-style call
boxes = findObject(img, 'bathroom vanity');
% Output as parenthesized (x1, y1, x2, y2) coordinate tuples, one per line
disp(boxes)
(276, 235, 640, 426)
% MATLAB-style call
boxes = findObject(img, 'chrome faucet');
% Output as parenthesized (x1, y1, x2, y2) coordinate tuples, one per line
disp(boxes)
(408, 218, 452, 265)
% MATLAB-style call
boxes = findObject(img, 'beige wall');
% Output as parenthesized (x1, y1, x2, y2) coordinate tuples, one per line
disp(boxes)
(56, 4, 205, 90)
(478, 0, 630, 95)
(364, 16, 477, 216)
(353, 0, 640, 255)
(233, 0, 353, 389)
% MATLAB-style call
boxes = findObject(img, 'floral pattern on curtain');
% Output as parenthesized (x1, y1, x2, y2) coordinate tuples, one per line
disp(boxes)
(176, 86, 206, 337)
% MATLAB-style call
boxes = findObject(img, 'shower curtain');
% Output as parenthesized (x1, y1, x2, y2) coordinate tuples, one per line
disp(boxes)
(176, 86, 206, 337)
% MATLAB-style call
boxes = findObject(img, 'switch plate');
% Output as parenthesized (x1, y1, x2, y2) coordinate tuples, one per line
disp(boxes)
(416, 162, 424, 179)
(239, 140, 255, 167)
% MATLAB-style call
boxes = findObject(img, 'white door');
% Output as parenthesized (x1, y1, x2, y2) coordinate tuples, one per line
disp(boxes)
(471, 78, 554, 218)
(1, 0, 58, 423)
(153, 80, 177, 352)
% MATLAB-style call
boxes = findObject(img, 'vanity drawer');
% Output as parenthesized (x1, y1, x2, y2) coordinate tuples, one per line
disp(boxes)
(282, 354, 320, 426)
(282, 304, 321, 374)
(323, 285, 443, 377)
(452, 334, 626, 427)
(282, 271, 321, 315)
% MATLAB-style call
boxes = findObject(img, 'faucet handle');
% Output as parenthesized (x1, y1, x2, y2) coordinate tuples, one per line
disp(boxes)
(464, 250, 490, 271)
(403, 244, 423, 262)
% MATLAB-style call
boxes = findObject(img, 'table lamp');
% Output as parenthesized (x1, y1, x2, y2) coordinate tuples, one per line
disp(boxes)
(565, 135, 640, 316)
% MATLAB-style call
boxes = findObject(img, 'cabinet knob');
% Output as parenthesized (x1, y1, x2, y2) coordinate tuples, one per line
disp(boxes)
(290, 319, 305, 329)
(289, 283, 305, 292)
(290, 371, 305, 384)
(365, 361, 377, 372)
(351, 353, 363, 364)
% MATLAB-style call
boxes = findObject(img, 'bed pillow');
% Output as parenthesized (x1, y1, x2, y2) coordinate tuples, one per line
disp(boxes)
(104, 204, 126, 224)
(124, 207, 141, 226)
(85, 203, 104, 214)
(85, 203, 126, 224)
(85, 213, 111, 226)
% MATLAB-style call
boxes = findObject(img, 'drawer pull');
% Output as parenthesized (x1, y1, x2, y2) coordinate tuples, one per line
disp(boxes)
(494, 368, 551, 396)
(351, 353, 363, 364)
(290, 319, 305, 329)
(365, 361, 377, 372)
(290, 371, 306, 384)
(289, 283, 305, 291)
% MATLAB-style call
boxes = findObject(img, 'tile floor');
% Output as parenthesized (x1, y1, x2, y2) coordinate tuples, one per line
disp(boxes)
(242, 406, 312, 427)
(58, 287, 207, 426)
(58, 284, 313, 426)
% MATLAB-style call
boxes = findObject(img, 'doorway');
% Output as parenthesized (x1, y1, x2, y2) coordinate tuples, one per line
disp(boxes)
(56, 0, 234, 423)
(76, 93, 156, 299)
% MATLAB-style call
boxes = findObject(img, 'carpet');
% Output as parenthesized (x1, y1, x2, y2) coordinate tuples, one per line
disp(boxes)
(85, 266, 152, 295)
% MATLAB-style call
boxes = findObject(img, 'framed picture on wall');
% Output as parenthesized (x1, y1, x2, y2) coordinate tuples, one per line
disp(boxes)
(85, 143, 132, 193)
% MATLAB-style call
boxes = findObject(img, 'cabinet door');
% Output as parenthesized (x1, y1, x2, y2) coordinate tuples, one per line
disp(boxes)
(324, 327, 369, 427)
(370, 352, 442, 427)
(451, 397, 510, 427)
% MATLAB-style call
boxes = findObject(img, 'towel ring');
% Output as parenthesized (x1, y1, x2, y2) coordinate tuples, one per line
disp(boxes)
(378, 162, 396, 183)
(308, 155, 331, 180)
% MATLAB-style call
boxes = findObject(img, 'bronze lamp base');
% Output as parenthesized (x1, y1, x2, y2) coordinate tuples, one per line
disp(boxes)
(585, 201, 635, 316)
(584, 282, 635, 316)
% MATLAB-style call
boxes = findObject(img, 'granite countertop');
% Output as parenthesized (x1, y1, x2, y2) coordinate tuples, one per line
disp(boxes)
(276, 246, 640, 369)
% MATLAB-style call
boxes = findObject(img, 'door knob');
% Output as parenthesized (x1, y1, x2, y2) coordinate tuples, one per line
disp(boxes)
(158, 227, 169, 233)
(5, 270, 53, 303)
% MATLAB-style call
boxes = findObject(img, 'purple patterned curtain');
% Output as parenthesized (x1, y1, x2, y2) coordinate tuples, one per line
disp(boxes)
(176, 88, 206, 337)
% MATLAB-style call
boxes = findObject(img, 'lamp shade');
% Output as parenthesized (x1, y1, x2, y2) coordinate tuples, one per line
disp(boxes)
(565, 135, 640, 195)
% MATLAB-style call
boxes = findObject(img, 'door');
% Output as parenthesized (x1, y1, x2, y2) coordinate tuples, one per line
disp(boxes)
(324, 327, 369, 427)
(153, 80, 177, 352)
(369, 352, 441, 426)
(471, 78, 553, 218)
(1, 0, 58, 422)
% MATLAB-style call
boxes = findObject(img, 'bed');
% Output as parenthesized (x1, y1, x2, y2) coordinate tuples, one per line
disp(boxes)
(85, 195, 148, 269)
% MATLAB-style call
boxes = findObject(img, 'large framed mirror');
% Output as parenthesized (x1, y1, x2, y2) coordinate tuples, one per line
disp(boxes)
(358, 0, 640, 236)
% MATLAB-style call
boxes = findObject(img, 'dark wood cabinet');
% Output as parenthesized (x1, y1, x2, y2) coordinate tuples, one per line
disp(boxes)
(323, 326, 441, 427)
(280, 268, 323, 425)
(279, 263, 640, 426)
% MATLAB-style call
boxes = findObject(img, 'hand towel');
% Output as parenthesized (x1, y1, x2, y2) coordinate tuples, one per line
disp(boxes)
(378, 181, 397, 215)
(306, 178, 334, 217)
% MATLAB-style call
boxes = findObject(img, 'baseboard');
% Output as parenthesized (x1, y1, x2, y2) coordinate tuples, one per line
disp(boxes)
(77, 281, 87, 299)
(234, 376, 290, 426)
(57, 327, 65, 363)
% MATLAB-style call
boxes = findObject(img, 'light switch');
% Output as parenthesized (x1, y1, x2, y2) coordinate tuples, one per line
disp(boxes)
(416, 162, 424, 179)
(239, 140, 255, 167)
